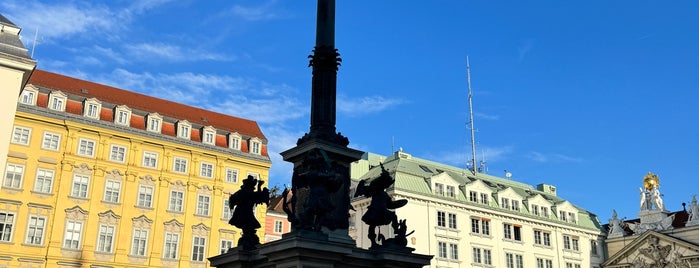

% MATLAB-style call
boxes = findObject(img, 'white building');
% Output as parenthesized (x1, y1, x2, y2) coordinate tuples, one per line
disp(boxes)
(350, 150, 605, 268)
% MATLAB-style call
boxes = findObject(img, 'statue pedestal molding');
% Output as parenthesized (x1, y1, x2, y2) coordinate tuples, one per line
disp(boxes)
(638, 209, 670, 224)
(209, 234, 432, 268)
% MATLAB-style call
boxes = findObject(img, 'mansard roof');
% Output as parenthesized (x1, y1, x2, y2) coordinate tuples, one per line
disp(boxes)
(28, 69, 266, 141)
(0, 14, 33, 61)
(353, 151, 602, 231)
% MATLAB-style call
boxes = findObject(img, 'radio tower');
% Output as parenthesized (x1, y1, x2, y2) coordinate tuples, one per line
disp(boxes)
(467, 56, 478, 175)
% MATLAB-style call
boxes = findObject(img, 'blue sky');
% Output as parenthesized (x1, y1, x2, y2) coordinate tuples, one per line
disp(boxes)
(3, 0, 698, 222)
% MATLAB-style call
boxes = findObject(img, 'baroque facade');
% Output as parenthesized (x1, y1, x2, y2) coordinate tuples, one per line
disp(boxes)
(602, 173, 699, 267)
(350, 150, 605, 268)
(1, 67, 271, 267)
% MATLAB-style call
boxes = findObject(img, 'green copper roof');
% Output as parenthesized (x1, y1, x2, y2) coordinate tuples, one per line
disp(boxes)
(351, 151, 603, 231)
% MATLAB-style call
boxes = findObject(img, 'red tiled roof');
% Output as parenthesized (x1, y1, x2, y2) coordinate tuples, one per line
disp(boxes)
(28, 69, 266, 140)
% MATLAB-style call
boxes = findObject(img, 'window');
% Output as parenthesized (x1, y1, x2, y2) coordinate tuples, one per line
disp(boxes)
(541, 207, 549, 218)
(566, 263, 581, 268)
(223, 199, 231, 219)
(473, 247, 482, 263)
(12, 126, 31, 145)
(25, 215, 46, 245)
(471, 218, 490, 235)
(192, 236, 206, 262)
(3, 164, 24, 189)
(41, 132, 61, 151)
(535, 230, 551, 246)
(448, 213, 457, 229)
(482, 219, 490, 235)
(538, 258, 554, 268)
(532, 204, 540, 216)
(446, 185, 455, 198)
(591, 240, 598, 255)
(137, 185, 154, 208)
(34, 169, 54, 193)
(177, 121, 191, 139)
(84, 101, 101, 119)
(449, 243, 459, 260)
(469, 191, 478, 202)
(196, 195, 211, 216)
(131, 229, 148, 256)
(173, 157, 188, 173)
(200, 162, 214, 178)
(142, 151, 158, 168)
(63, 220, 83, 249)
(563, 235, 571, 250)
(103, 180, 121, 203)
(434, 183, 444, 196)
(109, 145, 127, 162)
(168, 191, 184, 212)
(229, 133, 241, 150)
(504, 224, 522, 241)
(203, 127, 216, 145)
(512, 200, 520, 211)
(568, 212, 577, 223)
(274, 220, 283, 233)
(438, 242, 447, 258)
(506, 253, 523, 268)
(437, 211, 446, 227)
(501, 197, 510, 209)
(483, 249, 492, 265)
(71, 174, 90, 198)
(163, 232, 179, 259)
(96, 225, 115, 252)
(220, 239, 233, 254)
(572, 236, 580, 251)
(147, 114, 162, 133)
(77, 138, 96, 157)
(49, 92, 67, 111)
(20, 89, 36, 105)
(559, 210, 567, 221)
(0, 212, 15, 242)
(225, 168, 238, 183)
(114, 106, 131, 126)
(480, 193, 489, 204)
(250, 139, 261, 154)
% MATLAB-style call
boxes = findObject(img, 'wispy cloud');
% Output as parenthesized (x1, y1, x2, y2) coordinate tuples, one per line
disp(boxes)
(2, 1, 118, 40)
(337, 95, 407, 117)
(230, 1, 281, 21)
(475, 112, 499, 120)
(527, 151, 582, 163)
(425, 146, 514, 168)
(124, 43, 235, 62)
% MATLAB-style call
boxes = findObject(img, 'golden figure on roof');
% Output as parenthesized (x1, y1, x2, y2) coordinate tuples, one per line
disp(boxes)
(643, 172, 660, 190)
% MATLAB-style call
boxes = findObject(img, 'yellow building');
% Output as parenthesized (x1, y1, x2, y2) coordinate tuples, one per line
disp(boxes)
(1, 69, 271, 267)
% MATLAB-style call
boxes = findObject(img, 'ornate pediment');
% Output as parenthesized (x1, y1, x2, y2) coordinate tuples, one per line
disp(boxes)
(603, 231, 699, 268)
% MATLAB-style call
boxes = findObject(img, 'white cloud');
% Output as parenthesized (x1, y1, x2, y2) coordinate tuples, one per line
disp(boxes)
(425, 146, 514, 168)
(527, 151, 582, 163)
(2, 1, 118, 40)
(475, 112, 500, 120)
(337, 94, 407, 117)
(124, 43, 235, 62)
(518, 39, 535, 62)
(230, 1, 280, 21)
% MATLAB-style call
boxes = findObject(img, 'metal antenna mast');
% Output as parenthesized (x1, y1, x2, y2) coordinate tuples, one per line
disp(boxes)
(467, 56, 477, 175)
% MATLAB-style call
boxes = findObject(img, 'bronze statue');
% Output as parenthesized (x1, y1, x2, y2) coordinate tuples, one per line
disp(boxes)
(229, 175, 269, 250)
(354, 163, 410, 249)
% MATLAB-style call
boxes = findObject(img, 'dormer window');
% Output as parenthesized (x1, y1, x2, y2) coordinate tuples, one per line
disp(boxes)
(146, 113, 162, 133)
(83, 98, 101, 119)
(114, 105, 131, 126)
(228, 133, 242, 150)
(249, 138, 261, 155)
(48, 91, 67, 111)
(202, 126, 216, 145)
(176, 120, 191, 139)
(19, 86, 38, 105)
